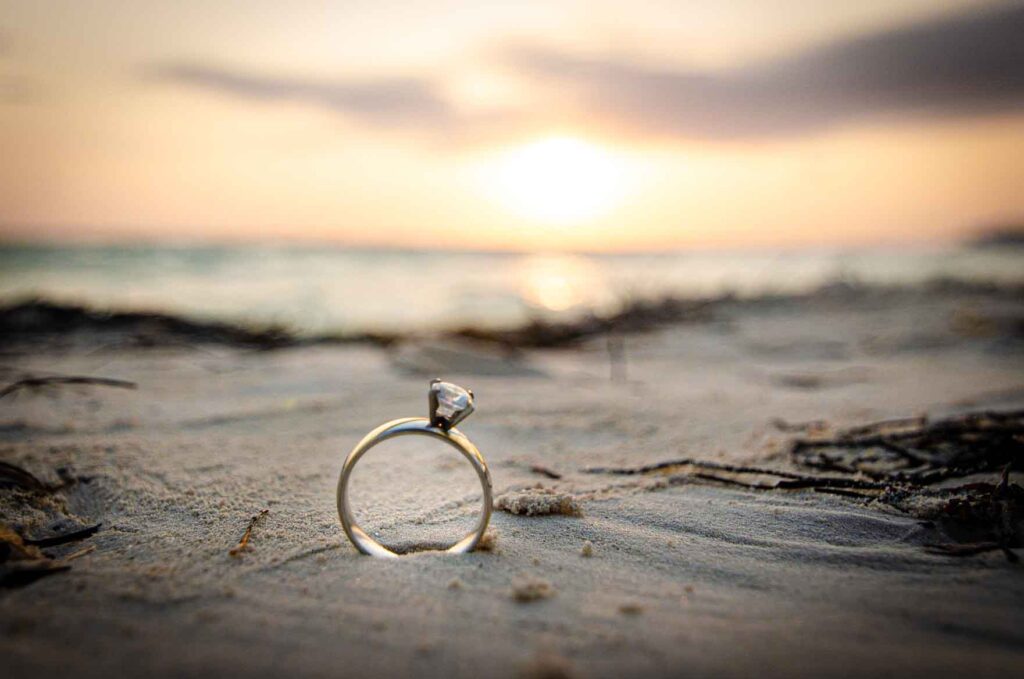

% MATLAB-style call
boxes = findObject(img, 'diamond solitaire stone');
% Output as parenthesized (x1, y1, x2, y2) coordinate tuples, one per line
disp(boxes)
(430, 380, 474, 428)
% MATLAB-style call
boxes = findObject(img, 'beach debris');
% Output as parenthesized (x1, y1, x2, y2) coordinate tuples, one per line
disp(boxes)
(229, 509, 269, 557)
(0, 460, 92, 495)
(529, 464, 563, 480)
(771, 369, 869, 391)
(64, 544, 97, 561)
(0, 460, 51, 491)
(0, 374, 137, 400)
(453, 297, 712, 349)
(790, 409, 1022, 483)
(580, 540, 594, 557)
(0, 300, 304, 350)
(812, 487, 878, 499)
(496, 489, 583, 517)
(618, 602, 643, 615)
(585, 458, 886, 493)
(0, 524, 71, 587)
(511, 576, 555, 602)
(586, 409, 1024, 560)
(25, 522, 102, 548)
(949, 306, 1023, 339)
(0, 457, 102, 586)
(895, 465, 1022, 561)
(588, 407, 1023, 492)
(769, 418, 830, 434)
(447, 577, 463, 590)
(923, 541, 1018, 561)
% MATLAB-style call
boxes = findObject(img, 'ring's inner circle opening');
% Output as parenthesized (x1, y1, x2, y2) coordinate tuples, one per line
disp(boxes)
(346, 435, 484, 554)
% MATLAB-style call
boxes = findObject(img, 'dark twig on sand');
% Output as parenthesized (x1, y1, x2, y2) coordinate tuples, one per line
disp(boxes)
(24, 523, 102, 548)
(691, 472, 779, 491)
(529, 464, 563, 480)
(586, 457, 886, 487)
(769, 417, 830, 433)
(63, 544, 97, 561)
(230, 509, 270, 557)
(586, 458, 805, 479)
(0, 375, 137, 400)
(774, 476, 887, 490)
(923, 541, 1019, 562)
(585, 458, 888, 493)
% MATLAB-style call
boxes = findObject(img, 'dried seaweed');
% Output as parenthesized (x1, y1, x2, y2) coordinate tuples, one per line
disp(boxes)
(0, 460, 51, 491)
(584, 458, 887, 492)
(453, 297, 712, 348)
(0, 461, 101, 584)
(791, 409, 1023, 484)
(0, 374, 137, 400)
(923, 542, 1018, 562)
(0, 524, 71, 587)
(586, 410, 1023, 560)
(230, 509, 269, 557)
(769, 418, 830, 433)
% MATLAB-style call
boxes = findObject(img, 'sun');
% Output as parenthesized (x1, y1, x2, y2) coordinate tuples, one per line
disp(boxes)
(483, 137, 626, 225)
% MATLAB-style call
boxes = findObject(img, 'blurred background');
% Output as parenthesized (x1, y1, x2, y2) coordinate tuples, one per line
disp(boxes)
(1, 0, 1022, 334)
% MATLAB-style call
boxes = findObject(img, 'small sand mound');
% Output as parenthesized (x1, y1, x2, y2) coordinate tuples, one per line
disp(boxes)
(475, 528, 499, 552)
(496, 489, 582, 517)
(511, 577, 555, 602)
(519, 651, 576, 679)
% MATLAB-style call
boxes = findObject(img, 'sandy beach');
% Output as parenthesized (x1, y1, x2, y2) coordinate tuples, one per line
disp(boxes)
(4, 2, 1024, 676)
(2, 283, 1022, 678)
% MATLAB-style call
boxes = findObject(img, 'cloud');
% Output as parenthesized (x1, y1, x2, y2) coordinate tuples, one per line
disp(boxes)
(145, 63, 460, 128)
(508, 3, 1024, 138)
(145, 4, 1024, 140)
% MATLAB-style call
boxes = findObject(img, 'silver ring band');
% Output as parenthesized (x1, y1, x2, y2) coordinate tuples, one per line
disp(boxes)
(336, 415, 493, 558)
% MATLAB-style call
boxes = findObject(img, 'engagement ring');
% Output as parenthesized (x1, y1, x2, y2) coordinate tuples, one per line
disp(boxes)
(336, 379, 493, 557)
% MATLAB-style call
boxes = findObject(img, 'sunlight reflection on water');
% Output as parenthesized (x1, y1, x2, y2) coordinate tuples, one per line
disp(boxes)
(518, 254, 609, 313)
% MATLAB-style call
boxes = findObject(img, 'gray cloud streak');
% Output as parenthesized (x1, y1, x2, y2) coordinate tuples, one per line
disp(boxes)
(146, 64, 459, 128)
(510, 3, 1024, 137)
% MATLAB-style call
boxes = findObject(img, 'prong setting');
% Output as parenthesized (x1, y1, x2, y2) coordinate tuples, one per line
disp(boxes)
(429, 380, 475, 430)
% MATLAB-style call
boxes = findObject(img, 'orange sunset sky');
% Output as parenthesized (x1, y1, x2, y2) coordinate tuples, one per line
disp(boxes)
(0, 0, 1022, 251)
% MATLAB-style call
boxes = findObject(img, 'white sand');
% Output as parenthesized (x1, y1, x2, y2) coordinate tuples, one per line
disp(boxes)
(2, 288, 1023, 677)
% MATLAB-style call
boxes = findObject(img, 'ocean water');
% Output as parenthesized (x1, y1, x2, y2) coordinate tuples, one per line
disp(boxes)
(1, 244, 1021, 334)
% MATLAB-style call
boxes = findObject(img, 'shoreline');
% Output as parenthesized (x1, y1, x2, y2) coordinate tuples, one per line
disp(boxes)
(3, 277, 1022, 351)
